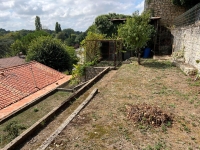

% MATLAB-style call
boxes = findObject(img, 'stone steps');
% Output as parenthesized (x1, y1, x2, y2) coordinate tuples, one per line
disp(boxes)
(172, 60, 198, 76)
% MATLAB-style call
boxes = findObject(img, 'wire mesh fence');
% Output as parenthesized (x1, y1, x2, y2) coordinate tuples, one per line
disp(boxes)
(173, 3, 200, 27)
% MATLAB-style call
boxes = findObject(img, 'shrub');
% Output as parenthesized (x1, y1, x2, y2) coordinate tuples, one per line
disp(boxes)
(3, 121, 26, 141)
(26, 36, 72, 71)
(11, 30, 49, 55)
(65, 46, 79, 69)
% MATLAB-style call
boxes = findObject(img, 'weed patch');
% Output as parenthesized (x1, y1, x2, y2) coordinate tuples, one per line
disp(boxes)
(1, 121, 26, 145)
(144, 139, 166, 150)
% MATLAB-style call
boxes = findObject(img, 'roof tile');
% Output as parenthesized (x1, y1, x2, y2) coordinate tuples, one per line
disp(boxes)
(0, 61, 66, 110)
(0, 56, 26, 69)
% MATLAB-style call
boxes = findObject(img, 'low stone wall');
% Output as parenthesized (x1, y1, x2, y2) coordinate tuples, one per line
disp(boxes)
(3, 67, 110, 150)
(84, 67, 105, 81)
(171, 25, 200, 71)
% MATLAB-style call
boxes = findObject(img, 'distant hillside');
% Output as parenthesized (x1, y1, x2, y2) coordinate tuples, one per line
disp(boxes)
(0, 28, 11, 36)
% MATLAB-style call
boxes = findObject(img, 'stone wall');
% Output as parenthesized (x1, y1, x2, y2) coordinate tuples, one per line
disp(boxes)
(83, 67, 105, 81)
(171, 26, 200, 71)
(145, 0, 185, 26)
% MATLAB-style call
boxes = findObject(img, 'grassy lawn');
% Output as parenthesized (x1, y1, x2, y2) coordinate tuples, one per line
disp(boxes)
(47, 59, 200, 150)
(0, 91, 71, 148)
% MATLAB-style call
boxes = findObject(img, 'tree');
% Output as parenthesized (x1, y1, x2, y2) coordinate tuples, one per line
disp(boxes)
(118, 11, 155, 65)
(86, 24, 99, 33)
(56, 32, 66, 41)
(95, 14, 113, 37)
(65, 46, 79, 66)
(55, 22, 61, 33)
(26, 36, 71, 71)
(65, 34, 76, 46)
(10, 39, 25, 56)
(62, 28, 75, 38)
(35, 16, 42, 31)
(75, 32, 87, 43)
(58, 24, 61, 32)
(10, 30, 49, 55)
(0, 28, 11, 36)
(95, 13, 130, 37)
(0, 32, 20, 58)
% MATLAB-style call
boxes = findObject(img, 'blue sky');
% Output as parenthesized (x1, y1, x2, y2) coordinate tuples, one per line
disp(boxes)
(0, 0, 144, 32)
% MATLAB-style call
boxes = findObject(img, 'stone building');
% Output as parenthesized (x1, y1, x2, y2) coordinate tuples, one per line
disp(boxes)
(144, 0, 186, 55)
(144, 0, 186, 26)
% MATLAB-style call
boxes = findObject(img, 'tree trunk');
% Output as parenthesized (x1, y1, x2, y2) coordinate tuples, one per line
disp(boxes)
(137, 48, 141, 65)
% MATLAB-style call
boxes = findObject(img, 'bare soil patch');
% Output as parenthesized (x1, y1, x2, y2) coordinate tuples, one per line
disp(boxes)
(46, 59, 200, 150)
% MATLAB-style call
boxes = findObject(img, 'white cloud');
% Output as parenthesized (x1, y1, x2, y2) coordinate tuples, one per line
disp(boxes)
(0, 0, 144, 31)
(136, 0, 144, 14)
(0, 1, 15, 10)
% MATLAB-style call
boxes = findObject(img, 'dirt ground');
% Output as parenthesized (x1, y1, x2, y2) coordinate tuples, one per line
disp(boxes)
(45, 59, 200, 150)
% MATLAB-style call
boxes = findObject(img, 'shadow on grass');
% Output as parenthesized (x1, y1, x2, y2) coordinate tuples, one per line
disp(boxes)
(142, 60, 172, 69)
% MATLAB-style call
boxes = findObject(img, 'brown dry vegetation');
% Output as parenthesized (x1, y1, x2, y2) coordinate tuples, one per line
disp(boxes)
(40, 60, 200, 149)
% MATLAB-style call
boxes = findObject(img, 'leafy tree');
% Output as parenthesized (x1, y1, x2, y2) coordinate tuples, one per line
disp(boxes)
(65, 34, 77, 46)
(66, 46, 79, 66)
(74, 31, 82, 35)
(95, 13, 130, 37)
(86, 24, 100, 33)
(55, 22, 59, 33)
(55, 22, 61, 33)
(42, 29, 54, 35)
(95, 14, 113, 37)
(75, 32, 87, 43)
(58, 24, 61, 32)
(0, 32, 20, 58)
(17, 29, 34, 37)
(56, 32, 66, 41)
(10, 39, 25, 56)
(35, 16, 42, 31)
(26, 36, 71, 71)
(118, 11, 155, 65)
(0, 28, 11, 36)
(10, 30, 49, 55)
(62, 28, 75, 38)
(0, 37, 13, 58)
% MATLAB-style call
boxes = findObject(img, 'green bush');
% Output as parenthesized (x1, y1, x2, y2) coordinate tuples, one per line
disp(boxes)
(66, 46, 79, 68)
(3, 121, 26, 141)
(26, 36, 72, 71)
(70, 61, 97, 85)
(11, 30, 49, 56)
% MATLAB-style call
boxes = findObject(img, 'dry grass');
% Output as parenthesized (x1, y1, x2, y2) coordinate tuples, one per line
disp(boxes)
(46, 59, 200, 150)
(0, 91, 71, 148)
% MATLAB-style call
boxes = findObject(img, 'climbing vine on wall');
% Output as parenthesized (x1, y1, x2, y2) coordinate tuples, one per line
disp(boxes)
(81, 32, 105, 63)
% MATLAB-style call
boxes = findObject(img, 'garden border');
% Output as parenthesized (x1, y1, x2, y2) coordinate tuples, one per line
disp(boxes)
(38, 88, 98, 150)
(3, 67, 110, 150)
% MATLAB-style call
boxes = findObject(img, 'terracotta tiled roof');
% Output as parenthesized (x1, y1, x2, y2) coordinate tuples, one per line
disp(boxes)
(0, 56, 26, 69)
(0, 61, 66, 110)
